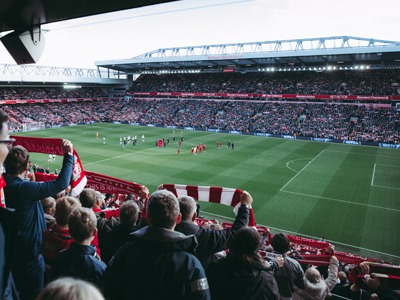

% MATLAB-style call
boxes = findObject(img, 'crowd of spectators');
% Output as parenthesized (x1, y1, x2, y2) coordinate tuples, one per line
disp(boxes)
(128, 70, 400, 96)
(0, 69, 399, 144)
(2, 102, 103, 128)
(0, 87, 107, 100)
(2, 97, 399, 144)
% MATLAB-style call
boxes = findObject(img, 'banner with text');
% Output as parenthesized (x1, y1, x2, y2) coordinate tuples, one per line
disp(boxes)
(11, 136, 87, 196)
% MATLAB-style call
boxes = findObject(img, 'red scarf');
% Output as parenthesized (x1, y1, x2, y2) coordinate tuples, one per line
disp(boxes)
(0, 177, 6, 208)
(158, 184, 256, 226)
(34, 171, 143, 196)
(11, 136, 87, 197)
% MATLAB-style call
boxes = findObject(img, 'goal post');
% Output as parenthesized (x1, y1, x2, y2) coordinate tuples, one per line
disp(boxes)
(22, 122, 46, 132)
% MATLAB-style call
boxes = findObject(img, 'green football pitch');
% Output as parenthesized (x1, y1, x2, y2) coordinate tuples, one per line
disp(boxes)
(14, 123, 400, 263)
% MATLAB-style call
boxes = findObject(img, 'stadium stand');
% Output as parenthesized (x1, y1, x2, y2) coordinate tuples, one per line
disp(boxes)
(0, 87, 107, 100)
(1, 70, 399, 143)
(2, 97, 399, 144)
(1, 69, 400, 299)
(127, 70, 400, 96)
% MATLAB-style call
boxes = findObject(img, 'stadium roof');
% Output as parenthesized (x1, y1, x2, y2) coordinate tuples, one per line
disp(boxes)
(0, 0, 177, 33)
(0, 0, 177, 64)
(96, 36, 400, 74)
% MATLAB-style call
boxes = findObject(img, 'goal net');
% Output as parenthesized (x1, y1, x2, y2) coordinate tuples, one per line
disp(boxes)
(22, 122, 46, 132)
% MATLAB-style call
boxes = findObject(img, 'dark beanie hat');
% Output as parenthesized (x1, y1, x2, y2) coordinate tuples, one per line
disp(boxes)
(271, 233, 290, 253)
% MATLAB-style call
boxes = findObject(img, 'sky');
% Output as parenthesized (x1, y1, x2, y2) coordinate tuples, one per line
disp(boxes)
(0, 0, 399, 69)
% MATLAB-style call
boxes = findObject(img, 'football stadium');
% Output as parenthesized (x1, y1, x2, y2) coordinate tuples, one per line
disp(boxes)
(1, 1, 400, 299)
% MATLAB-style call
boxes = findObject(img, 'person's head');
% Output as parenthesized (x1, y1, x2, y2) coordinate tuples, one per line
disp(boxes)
(41, 197, 56, 216)
(338, 271, 348, 284)
(54, 189, 66, 199)
(119, 200, 139, 227)
(94, 191, 105, 208)
(68, 207, 97, 243)
(305, 267, 322, 284)
(126, 193, 135, 201)
(79, 188, 97, 208)
(0, 110, 8, 136)
(177, 195, 197, 221)
(271, 233, 291, 254)
(0, 110, 13, 165)
(227, 226, 263, 265)
(204, 222, 223, 231)
(146, 190, 181, 229)
(37, 277, 104, 300)
(54, 196, 82, 227)
(105, 193, 114, 201)
(4, 145, 29, 176)
(117, 194, 126, 203)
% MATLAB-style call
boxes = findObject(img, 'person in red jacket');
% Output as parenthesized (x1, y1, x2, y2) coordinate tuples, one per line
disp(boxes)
(77, 188, 102, 257)
(42, 196, 81, 267)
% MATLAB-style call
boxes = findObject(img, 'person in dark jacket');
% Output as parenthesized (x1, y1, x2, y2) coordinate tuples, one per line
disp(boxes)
(51, 207, 106, 289)
(100, 200, 140, 264)
(0, 110, 19, 300)
(175, 192, 251, 269)
(207, 226, 280, 300)
(104, 189, 211, 300)
(0, 207, 18, 300)
(270, 233, 307, 300)
(4, 140, 74, 300)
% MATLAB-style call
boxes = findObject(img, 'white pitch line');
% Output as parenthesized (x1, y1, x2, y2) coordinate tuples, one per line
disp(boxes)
(286, 162, 298, 173)
(202, 212, 400, 260)
(280, 150, 325, 192)
(372, 184, 400, 191)
(371, 163, 376, 186)
(285, 158, 313, 173)
(83, 148, 149, 167)
(281, 190, 400, 213)
(324, 149, 400, 159)
(122, 145, 134, 152)
(374, 163, 400, 168)
(370, 163, 400, 190)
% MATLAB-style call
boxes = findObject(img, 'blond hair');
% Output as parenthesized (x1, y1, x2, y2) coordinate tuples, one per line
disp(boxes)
(68, 207, 97, 242)
(37, 277, 104, 300)
(55, 196, 81, 226)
